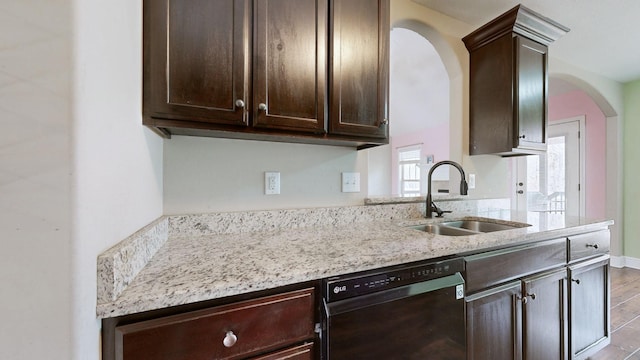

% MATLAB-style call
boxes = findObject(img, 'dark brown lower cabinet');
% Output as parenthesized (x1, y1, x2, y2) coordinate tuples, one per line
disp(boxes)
(466, 229, 611, 360)
(466, 282, 522, 360)
(466, 268, 568, 360)
(522, 268, 568, 360)
(107, 287, 316, 360)
(569, 256, 610, 359)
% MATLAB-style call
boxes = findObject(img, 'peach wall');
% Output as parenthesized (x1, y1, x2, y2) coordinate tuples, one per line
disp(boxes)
(548, 90, 606, 219)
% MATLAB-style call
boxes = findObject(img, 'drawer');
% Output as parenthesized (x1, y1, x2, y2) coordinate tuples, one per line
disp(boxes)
(115, 288, 315, 360)
(251, 342, 314, 360)
(568, 229, 610, 262)
(464, 238, 566, 294)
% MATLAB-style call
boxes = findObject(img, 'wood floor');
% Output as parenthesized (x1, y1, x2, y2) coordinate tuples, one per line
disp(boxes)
(589, 267, 640, 359)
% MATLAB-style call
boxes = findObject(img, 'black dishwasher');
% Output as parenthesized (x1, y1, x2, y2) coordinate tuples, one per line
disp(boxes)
(322, 257, 466, 359)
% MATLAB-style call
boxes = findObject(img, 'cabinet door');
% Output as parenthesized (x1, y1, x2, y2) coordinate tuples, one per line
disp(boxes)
(515, 35, 548, 151)
(569, 256, 610, 359)
(466, 281, 522, 360)
(143, 0, 250, 126)
(329, 0, 389, 139)
(253, 0, 327, 133)
(467, 33, 514, 155)
(522, 268, 568, 360)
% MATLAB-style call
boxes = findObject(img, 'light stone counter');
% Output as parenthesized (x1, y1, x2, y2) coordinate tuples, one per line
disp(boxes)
(96, 202, 612, 319)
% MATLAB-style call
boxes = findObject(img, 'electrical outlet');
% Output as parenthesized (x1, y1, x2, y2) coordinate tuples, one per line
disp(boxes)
(342, 172, 360, 193)
(265, 172, 280, 195)
(468, 174, 476, 189)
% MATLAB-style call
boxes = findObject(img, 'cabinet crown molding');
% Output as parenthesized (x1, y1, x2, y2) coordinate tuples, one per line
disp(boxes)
(462, 4, 570, 50)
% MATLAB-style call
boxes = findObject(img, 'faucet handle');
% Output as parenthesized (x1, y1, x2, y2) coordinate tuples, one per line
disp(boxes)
(431, 202, 451, 217)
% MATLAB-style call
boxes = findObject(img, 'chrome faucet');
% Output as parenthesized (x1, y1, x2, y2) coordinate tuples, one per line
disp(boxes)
(426, 160, 469, 218)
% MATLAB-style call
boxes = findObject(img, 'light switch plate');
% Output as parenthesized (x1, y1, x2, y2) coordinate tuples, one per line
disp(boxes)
(342, 172, 360, 193)
(468, 174, 476, 189)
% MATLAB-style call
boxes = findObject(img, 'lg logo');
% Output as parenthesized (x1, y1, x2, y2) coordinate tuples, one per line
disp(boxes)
(333, 285, 347, 294)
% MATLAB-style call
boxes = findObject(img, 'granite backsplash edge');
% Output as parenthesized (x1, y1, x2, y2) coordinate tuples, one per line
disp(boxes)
(96, 216, 169, 304)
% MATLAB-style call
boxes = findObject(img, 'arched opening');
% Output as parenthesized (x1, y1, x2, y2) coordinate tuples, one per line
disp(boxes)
(366, 20, 463, 197)
(390, 27, 449, 196)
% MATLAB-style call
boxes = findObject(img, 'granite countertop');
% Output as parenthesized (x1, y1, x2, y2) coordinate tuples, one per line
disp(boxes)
(96, 205, 613, 319)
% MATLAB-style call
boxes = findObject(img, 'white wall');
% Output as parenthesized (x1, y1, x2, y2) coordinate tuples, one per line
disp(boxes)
(71, 1, 164, 359)
(164, 137, 367, 214)
(0, 0, 165, 358)
(390, 28, 449, 136)
(0, 1, 73, 358)
(0, 0, 163, 359)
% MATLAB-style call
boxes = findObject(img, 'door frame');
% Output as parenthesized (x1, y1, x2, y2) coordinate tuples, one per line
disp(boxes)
(511, 115, 586, 217)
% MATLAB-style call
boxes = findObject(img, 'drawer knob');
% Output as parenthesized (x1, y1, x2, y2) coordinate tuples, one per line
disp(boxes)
(586, 243, 599, 249)
(235, 99, 245, 109)
(223, 331, 238, 348)
(572, 278, 581, 285)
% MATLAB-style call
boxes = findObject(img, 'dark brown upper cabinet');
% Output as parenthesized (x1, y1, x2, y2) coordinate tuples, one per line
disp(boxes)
(329, 0, 390, 140)
(252, 0, 326, 134)
(463, 5, 569, 156)
(143, 0, 389, 149)
(143, 0, 251, 132)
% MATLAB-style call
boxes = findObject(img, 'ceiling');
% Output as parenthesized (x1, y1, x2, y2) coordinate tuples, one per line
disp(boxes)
(412, 0, 640, 84)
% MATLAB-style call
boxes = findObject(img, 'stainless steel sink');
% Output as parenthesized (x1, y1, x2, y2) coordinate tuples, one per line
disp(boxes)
(410, 224, 479, 236)
(440, 220, 520, 233)
(409, 219, 529, 236)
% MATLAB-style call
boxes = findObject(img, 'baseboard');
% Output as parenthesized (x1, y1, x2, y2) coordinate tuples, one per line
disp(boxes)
(610, 255, 640, 269)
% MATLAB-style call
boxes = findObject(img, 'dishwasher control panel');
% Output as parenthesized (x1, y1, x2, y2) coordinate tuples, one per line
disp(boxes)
(325, 257, 464, 302)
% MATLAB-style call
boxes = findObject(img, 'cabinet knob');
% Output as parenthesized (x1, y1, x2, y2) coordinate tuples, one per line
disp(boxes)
(519, 134, 526, 139)
(223, 331, 238, 348)
(572, 278, 581, 285)
(519, 292, 536, 304)
(380, 118, 389, 126)
(235, 99, 245, 109)
(258, 103, 268, 112)
(586, 243, 599, 249)
(517, 190, 524, 194)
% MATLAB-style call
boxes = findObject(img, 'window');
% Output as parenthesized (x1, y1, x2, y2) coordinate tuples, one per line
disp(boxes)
(398, 145, 422, 197)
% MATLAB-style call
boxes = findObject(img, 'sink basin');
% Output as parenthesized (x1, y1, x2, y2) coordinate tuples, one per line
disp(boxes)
(410, 224, 479, 236)
(441, 220, 520, 233)
(408, 218, 529, 236)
